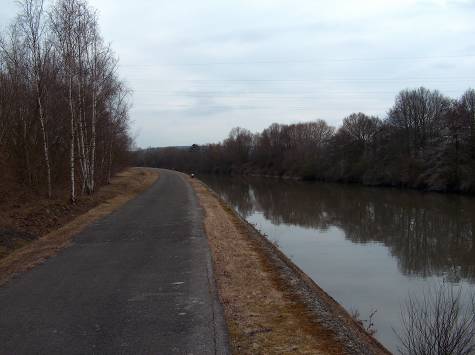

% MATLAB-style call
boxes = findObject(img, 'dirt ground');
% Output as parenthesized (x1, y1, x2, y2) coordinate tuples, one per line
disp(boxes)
(189, 177, 390, 355)
(0, 167, 159, 286)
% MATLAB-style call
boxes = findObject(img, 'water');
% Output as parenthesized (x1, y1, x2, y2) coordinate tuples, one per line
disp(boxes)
(200, 175, 475, 353)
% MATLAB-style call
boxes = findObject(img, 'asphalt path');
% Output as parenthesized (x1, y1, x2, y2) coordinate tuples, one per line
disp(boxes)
(0, 169, 229, 355)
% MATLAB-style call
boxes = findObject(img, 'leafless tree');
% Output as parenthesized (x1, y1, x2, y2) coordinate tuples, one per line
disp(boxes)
(396, 285, 475, 355)
(17, 0, 53, 197)
(0, 59, 10, 146)
(50, 0, 78, 201)
(388, 87, 452, 157)
(460, 89, 475, 159)
(223, 127, 254, 165)
(0, 0, 132, 201)
(341, 113, 381, 147)
(48, 0, 130, 198)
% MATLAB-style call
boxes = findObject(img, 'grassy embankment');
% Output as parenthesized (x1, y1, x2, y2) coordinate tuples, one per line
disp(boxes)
(0, 167, 159, 286)
(190, 177, 390, 355)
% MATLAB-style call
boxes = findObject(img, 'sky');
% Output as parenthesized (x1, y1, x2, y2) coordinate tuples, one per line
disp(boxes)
(1, 0, 475, 148)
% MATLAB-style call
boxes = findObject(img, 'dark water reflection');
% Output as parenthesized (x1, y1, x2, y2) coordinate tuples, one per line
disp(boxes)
(201, 175, 475, 352)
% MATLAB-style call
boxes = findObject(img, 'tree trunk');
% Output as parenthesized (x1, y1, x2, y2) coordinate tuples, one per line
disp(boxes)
(69, 75, 75, 202)
(89, 45, 97, 193)
(22, 112, 33, 186)
(37, 82, 51, 198)
(107, 139, 113, 184)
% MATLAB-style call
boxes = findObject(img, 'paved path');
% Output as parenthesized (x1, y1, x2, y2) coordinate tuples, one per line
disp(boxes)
(0, 169, 229, 355)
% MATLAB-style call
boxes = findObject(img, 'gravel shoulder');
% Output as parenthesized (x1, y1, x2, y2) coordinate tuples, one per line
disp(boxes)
(190, 177, 391, 355)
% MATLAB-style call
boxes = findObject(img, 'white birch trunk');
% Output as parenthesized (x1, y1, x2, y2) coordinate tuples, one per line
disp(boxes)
(89, 35, 97, 193)
(36, 80, 52, 198)
(69, 75, 75, 202)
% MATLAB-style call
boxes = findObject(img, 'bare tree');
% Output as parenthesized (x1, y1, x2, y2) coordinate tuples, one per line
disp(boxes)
(389, 88, 452, 157)
(0, 23, 36, 186)
(1, 0, 132, 201)
(101, 79, 130, 183)
(17, 0, 53, 198)
(49, 0, 129, 197)
(341, 113, 381, 147)
(50, 0, 78, 201)
(396, 285, 475, 355)
(223, 127, 254, 165)
(0, 59, 10, 146)
(460, 89, 475, 159)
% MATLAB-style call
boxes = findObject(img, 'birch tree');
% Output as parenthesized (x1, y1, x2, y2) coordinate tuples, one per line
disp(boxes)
(17, 0, 53, 197)
(50, 0, 117, 197)
(1, 0, 133, 200)
(50, 0, 80, 201)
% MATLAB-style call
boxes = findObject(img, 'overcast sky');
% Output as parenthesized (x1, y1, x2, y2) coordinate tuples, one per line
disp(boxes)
(1, 0, 475, 147)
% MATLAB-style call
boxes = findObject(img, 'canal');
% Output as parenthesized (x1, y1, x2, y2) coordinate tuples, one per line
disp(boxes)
(201, 175, 475, 352)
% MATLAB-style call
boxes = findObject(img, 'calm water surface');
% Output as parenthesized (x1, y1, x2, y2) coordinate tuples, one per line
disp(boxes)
(201, 175, 475, 353)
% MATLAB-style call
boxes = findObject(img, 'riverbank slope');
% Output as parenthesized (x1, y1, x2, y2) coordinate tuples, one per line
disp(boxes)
(190, 177, 390, 354)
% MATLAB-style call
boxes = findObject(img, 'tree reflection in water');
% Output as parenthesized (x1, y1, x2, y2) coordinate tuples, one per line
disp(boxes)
(203, 175, 475, 283)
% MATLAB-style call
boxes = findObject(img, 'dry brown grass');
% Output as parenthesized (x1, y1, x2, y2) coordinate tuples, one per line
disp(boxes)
(190, 178, 349, 355)
(0, 167, 159, 286)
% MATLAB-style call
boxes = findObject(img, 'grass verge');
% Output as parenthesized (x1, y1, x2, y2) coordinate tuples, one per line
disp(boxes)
(189, 177, 390, 355)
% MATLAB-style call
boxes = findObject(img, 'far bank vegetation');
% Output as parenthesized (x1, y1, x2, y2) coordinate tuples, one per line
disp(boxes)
(136, 87, 475, 193)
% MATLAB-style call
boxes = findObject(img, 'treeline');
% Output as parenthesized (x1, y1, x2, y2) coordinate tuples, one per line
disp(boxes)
(136, 87, 475, 192)
(0, 0, 132, 201)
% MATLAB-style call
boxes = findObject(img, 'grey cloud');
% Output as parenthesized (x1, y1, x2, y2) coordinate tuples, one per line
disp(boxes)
(2, 0, 475, 147)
